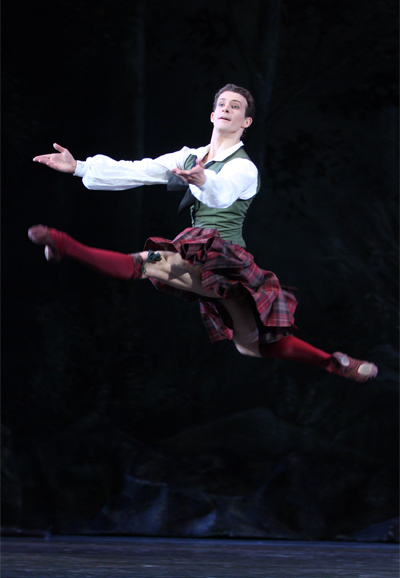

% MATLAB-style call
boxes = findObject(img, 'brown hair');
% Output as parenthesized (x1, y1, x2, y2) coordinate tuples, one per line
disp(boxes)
(213, 84, 255, 120)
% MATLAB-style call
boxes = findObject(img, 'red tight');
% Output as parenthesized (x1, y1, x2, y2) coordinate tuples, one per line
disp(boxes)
(49, 229, 142, 279)
(260, 335, 338, 373)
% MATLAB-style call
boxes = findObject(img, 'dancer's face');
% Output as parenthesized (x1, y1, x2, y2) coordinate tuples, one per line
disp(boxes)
(211, 91, 253, 136)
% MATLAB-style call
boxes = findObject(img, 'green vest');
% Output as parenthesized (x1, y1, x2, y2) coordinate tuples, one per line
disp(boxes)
(184, 147, 260, 248)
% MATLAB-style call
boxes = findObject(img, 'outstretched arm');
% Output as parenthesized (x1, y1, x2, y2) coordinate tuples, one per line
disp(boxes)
(33, 143, 77, 174)
(32, 144, 193, 190)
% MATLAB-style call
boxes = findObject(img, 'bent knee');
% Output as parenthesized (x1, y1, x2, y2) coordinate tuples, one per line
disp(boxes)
(138, 250, 170, 279)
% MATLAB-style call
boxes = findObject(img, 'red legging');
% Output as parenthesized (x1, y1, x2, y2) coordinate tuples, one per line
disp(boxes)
(48, 229, 338, 371)
(260, 336, 338, 373)
(49, 229, 142, 279)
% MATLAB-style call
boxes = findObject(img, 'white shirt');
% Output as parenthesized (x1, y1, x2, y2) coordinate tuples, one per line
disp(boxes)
(74, 142, 258, 209)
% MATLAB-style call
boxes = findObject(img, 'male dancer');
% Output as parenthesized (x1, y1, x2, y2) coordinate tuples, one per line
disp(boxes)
(29, 84, 378, 382)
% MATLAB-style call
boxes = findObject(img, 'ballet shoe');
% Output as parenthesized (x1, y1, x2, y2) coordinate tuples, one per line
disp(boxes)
(28, 225, 61, 262)
(332, 352, 378, 383)
(44, 245, 61, 262)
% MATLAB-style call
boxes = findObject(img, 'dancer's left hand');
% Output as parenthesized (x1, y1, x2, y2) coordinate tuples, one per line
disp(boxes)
(172, 158, 206, 187)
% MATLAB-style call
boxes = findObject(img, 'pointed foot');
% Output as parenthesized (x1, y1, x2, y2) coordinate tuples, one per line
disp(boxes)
(28, 225, 61, 262)
(332, 352, 378, 383)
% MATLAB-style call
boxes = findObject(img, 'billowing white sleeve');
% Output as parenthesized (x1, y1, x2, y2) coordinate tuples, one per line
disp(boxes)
(189, 158, 258, 208)
(74, 147, 194, 190)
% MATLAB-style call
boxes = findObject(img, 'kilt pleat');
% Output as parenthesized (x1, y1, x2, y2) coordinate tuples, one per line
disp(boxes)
(144, 227, 297, 344)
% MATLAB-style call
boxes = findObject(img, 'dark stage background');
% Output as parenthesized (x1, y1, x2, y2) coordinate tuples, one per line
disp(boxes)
(2, 0, 399, 541)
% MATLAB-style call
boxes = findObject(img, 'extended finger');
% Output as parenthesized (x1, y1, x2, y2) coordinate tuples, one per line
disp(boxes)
(33, 154, 53, 162)
(53, 143, 66, 152)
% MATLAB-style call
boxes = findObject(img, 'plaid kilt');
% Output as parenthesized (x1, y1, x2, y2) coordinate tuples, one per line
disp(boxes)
(144, 227, 297, 344)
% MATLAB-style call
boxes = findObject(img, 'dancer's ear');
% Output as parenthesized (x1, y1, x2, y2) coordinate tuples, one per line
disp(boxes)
(242, 117, 253, 129)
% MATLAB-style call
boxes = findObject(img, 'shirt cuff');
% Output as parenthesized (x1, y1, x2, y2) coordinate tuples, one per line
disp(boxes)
(74, 160, 87, 177)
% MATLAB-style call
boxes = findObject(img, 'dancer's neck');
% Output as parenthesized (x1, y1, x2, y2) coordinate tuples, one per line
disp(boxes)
(207, 130, 242, 162)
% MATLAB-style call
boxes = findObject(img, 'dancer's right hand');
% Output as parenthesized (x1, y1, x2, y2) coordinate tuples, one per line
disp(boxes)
(33, 143, 77, 174)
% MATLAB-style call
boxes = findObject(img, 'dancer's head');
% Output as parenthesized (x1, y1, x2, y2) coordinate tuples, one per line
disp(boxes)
(213, 84, 255, 120)
(212, 84, 255, 136)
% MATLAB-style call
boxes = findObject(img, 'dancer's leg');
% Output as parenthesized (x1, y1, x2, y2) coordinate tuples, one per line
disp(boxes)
(219, 299, 332, 365)
(260, 335, 378, 383)
(220, 296, 261, 358)
(219, 296, 378, 382)
(28, 225, 142, 279)
(140, 249, 215, 297)
(28, 225, 216, 297)
(260, 336, 332, 367)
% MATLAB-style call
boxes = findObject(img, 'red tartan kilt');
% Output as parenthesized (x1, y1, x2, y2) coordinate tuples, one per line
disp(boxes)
(144, 227, 297, 344)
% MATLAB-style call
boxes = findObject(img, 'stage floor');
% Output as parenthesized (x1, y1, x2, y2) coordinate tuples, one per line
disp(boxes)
(1, 536, 398, 577)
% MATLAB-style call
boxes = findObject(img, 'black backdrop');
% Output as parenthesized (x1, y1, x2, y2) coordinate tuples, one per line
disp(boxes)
(2, 0, 399, 539)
